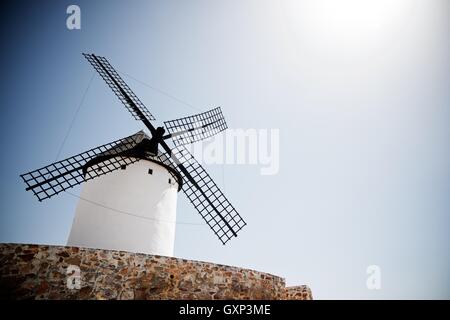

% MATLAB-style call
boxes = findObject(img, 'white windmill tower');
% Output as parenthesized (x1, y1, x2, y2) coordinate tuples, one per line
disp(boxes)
(20, 53, 247, 257)
(67, 131, 182, 256)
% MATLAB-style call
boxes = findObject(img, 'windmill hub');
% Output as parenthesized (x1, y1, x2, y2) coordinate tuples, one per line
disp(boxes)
(146, 126, 166, 156)
(154, 126, 166, 138)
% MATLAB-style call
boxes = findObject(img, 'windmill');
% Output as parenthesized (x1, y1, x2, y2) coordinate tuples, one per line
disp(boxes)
(20, 53, 246, 256)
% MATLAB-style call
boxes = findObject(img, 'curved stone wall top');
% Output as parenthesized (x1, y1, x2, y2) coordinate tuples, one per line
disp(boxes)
(0, 243, 296, 300)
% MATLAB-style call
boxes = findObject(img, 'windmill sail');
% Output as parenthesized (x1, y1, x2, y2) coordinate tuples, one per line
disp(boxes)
(83, 53, 155, 121)
(161, 145, 247, 244)
(163, 107, 228, 146)
(20, 133, 144, 201)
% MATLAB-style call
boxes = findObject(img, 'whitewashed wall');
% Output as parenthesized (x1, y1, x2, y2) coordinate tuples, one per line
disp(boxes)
(67, 158, 179, 256)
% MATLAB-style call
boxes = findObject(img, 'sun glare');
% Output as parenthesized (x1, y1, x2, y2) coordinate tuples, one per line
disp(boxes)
(282, 0, 410, 48)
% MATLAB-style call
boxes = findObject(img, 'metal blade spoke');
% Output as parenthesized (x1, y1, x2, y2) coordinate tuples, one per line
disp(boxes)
(83, 53, 155, 121)
(159, 144, 246, 244)
(164, 107, 227, 146)
(20, 134, 142, 201)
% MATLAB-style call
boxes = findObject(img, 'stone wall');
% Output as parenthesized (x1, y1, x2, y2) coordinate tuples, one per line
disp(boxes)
(285, 285, 313, 300)
(0, 243, 312, 300)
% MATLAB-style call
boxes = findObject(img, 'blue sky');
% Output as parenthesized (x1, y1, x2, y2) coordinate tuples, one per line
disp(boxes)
(1, 0, 449, 299)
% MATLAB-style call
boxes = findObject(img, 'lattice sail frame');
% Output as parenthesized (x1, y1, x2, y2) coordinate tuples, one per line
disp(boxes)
(83, 53, 155, 121)
(158, 146, 247, 244)
(20, 134, 142, 201)
(164, 107, 227, 146)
